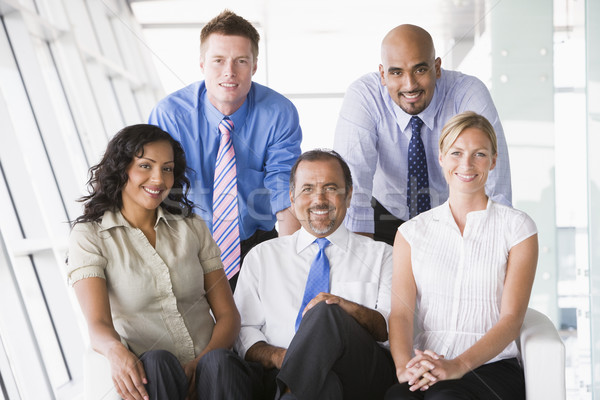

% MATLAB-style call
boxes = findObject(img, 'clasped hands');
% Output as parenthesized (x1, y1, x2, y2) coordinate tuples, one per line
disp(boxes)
(397, 349, 466, 392)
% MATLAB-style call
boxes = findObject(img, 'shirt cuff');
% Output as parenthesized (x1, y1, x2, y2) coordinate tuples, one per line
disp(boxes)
(68, 265, 105, 286)
(235, 327, 268, 359)
(344, 206, 375, 234)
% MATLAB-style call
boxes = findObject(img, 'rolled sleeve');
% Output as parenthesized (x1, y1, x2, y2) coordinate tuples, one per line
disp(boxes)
(67, 223, 107, 286)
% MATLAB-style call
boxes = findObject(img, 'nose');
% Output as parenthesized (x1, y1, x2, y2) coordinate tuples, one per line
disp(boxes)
(223, 60, 235, 77)
(403, 73, 418, 91)
(150, 168, 164, 184)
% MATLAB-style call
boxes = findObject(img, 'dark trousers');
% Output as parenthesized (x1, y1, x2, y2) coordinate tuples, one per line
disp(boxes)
(384, 358, 525, 400)
(372, 197, 405, 246)
(229, 228, 278, 292)
(140, 348, 253, 400)
(273, 302, 397, 400)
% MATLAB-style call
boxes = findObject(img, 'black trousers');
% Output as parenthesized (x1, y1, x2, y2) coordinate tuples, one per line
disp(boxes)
(140, 348, 253, 400)
(372, 197, 405, 246)
(384, 358, 525, 400)
(273, 302, 397, 400)
(229, 227, 278, 292)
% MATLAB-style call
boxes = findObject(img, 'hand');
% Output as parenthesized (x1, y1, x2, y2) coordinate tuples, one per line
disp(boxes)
(106, 345, 149, 400)
(303, 293, 349, 316)
(405, 350, 467, 392)
(183, 359, 198, 400)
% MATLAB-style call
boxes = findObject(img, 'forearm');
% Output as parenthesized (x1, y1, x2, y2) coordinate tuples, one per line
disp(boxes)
(388, 314, 414, 379)
(245, 341, 286, 369)
(197, 311, 240, 360)
(453, 314, 523, 373)
(276, 207, 300, 236)
(340, 300, 388, 342)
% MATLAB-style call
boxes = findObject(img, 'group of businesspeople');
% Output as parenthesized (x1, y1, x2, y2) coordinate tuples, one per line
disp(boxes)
(66, 9, 538, 400)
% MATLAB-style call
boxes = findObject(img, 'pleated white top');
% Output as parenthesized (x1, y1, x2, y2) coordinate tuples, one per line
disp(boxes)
(399, 199, 537, 363)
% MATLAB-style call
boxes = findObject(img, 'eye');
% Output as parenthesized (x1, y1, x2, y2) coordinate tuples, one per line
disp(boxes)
(390, 70, 401, 76)
(324, 186, 338, 192)
(302, 187, 312, 193)
(163, 166, 174, 173)
(139, 163, 151, 169)
(450, 151, 461, 157)
(415, 67, 428, 74)
(475, 152, 488, 158)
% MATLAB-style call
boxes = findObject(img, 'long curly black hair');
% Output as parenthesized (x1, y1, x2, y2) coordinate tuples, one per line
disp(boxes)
(72, 124, 194, 225)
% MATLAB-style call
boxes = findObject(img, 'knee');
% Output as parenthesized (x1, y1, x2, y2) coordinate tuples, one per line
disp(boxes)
(140, 349, 179, 368)
(197, 348, 231, 369)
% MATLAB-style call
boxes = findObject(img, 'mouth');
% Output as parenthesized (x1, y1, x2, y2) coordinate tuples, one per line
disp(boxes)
(400, 91, 423, 101)
(143, 186, 163, 196)
(220, 82, 238, 88)
(455, 173, 477, 182)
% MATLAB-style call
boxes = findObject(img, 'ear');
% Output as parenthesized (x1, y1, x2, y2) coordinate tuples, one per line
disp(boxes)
(434, 57, 442, 78)
(490, 154, 497, 171)
(252, 59, 258, 76)
(289, 189, 295, 205)
(345, 186, 353, 207)
(378, 64, 386, 86)
(438, 151, 443, 166)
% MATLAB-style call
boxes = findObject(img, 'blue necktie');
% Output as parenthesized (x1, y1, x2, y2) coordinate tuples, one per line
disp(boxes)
(407, 116, 431, 218)
(295, 238, 330, 331)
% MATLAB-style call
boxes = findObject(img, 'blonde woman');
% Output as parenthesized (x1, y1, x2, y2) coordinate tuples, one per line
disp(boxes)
(386, 112, 538, 400)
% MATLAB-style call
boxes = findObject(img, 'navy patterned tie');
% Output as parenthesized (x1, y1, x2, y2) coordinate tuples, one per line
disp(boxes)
(406, 116, 431, 218)
(295, 238, 330, 331)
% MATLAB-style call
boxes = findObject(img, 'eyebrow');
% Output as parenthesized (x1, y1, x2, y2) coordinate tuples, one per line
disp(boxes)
(137, 156, 175, 164)
(388, 62, 430, 73)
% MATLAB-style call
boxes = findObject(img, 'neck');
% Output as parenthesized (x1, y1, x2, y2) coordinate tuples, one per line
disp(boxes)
(447, 190, 488, 234)
(120, 205, 158, 230)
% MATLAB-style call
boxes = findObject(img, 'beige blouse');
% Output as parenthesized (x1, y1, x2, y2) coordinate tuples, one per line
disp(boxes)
(67, 207, 223, 364)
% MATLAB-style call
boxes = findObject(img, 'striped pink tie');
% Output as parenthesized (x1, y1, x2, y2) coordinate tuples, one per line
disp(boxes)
(212, 118, 241, 279)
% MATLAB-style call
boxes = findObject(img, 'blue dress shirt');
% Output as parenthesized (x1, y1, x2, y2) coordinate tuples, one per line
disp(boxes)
(149, 81, 302, 240)
(333, 69, 512, 233)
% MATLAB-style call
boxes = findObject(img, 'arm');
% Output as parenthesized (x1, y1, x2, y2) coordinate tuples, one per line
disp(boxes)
(304, 293, 388, 342)
(409, 234, 539, 390)
(74, 277, 149, 400)
(333, 79, 380, 234)
(388, 231, 420, 384)
(245, 341, 287, 369)
(182, 268, 240, 392)
(276, 206, 301, 236)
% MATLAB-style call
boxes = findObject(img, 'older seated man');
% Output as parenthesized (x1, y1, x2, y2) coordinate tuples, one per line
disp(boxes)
(234, 149, 397, 400)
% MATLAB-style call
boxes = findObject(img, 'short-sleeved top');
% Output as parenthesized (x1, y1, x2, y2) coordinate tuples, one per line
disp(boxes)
(234, 225, 393, 358)
(67, 207, 223, 364)
(399, 199, 537, 363)
(148, 81, 302, 240)
(334, 70, 512, 233)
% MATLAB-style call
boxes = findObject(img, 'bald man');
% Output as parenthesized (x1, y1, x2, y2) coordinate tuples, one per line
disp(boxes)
(333, 24, 512, 245)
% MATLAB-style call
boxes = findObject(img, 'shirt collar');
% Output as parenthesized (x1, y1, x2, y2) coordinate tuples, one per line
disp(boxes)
(201, 84, 251, 133)
(98, 207, 178, 231)
(432, 197, 493, 223)
(295, 224, 350, 254)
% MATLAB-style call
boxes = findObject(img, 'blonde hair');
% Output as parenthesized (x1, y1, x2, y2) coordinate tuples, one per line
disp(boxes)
(439, 111, 498, 156)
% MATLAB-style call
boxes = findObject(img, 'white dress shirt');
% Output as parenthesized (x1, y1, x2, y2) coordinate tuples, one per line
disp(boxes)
(399, 199, 537, 363)
(334, 70, 512, 233)
(234, 225, 393, 358)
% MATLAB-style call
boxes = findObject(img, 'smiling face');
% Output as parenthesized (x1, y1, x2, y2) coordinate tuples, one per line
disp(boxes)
(200, 33, 257, 116)
(379, 25, 441, 115)
(121, 140, 175, 219)
(290, 159, 352, 238)
(439, 127, 497, 197)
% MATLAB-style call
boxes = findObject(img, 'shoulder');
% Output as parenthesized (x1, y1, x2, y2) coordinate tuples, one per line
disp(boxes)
(349, 231, 392, 253)
(440, 69, 487, 94)
(249, 82, 298, 112)
(346, 72, 383, 97)
(490, 201, 536, 229)
(152, 81, 205, 118)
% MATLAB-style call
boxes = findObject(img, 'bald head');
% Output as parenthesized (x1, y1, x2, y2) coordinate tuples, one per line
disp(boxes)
(381, 24, 436, 62)
(378, 24, 441, 115)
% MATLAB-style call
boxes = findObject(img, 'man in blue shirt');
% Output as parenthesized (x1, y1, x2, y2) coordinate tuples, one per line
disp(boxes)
(334, 24, 512, 246)
(149, 10, 302, 289)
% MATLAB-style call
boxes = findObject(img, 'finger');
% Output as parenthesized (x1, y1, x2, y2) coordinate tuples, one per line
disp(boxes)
(136, 360, 148, 385)
(410, 376, 431, 392)
(423, 371, 437, 382)
(423, 349, 440, 360)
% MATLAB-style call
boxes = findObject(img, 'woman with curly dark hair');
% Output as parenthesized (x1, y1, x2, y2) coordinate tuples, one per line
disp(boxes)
(67, 124, 252, 400)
